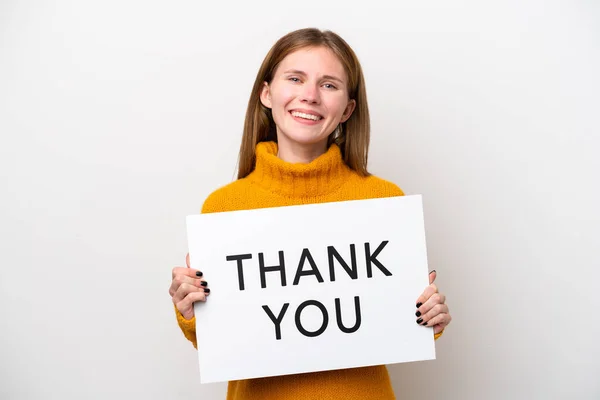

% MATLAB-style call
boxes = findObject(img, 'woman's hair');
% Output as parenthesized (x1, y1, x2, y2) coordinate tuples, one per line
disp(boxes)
(237, 27, 371, 179)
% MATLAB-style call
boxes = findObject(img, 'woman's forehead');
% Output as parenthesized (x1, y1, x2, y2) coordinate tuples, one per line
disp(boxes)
(276, 47, 347, 81)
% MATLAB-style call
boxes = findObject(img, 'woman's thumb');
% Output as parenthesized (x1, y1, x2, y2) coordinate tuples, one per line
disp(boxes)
(429, 270, 437, 284)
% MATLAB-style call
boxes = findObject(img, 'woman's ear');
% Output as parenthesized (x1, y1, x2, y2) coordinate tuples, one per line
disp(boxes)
(340, 99, 356, 123)
(259, 82, 272, 109)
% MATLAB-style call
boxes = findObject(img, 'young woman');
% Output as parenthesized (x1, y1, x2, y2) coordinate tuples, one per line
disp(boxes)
(169, 27, 452, 400)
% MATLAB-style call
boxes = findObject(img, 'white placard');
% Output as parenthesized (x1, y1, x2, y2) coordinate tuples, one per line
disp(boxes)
(186, 195, 435, 384)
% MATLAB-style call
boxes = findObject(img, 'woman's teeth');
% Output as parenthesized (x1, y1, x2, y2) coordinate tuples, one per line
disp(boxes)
(291, 111, 321, 121)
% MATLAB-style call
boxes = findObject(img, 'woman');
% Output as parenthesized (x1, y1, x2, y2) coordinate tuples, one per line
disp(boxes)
(169, 27, 452, 400)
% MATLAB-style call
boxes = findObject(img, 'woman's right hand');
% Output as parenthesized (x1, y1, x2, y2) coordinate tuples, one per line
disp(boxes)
(170, 253, 210, 320)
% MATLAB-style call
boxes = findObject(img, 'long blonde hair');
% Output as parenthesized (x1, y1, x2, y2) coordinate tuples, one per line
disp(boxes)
(237, 28, 371, 179)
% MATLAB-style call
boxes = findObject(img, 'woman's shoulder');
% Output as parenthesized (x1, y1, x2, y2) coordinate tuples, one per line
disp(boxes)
(347, 171, 406, 199)
(199, 178, 253, 214)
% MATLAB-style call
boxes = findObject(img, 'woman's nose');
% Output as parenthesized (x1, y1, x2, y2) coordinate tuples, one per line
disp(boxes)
(301, 84, 320, 104)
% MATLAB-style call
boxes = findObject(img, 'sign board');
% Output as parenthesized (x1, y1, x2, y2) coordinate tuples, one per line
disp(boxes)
(186, 195, 435, 384)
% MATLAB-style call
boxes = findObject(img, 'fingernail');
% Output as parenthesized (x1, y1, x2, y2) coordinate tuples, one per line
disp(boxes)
(204, 288, 210, 293)
(201, 281, 208, 287)
(416, 302, 422, 308)
(429, 270, 436, 274)
(415, 310, 421, 317)
(416, 318, 423, 324)
(196, 271, 203, 277)
(423, 322, 428, 326)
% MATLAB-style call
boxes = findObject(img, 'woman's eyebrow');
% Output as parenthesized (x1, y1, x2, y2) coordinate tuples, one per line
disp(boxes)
(283, 69, 344, 84)
(283, 69, 307, 77)
(322, 75, 343, 84)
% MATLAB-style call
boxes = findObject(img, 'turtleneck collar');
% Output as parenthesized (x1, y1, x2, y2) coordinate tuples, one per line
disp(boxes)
(247, 141, 353, 198)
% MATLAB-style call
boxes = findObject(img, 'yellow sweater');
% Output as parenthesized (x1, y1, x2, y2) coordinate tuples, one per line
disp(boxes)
(176, 141, 443, 400)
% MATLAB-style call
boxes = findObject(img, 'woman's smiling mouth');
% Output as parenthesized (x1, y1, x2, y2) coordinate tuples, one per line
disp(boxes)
(289, 110, 323, 124)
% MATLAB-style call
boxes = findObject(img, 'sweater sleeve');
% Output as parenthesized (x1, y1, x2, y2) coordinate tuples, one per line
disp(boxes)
(174, 305, 198, 349)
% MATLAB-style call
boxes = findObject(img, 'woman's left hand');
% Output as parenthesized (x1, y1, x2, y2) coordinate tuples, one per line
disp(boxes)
(415, 270, 451, 335)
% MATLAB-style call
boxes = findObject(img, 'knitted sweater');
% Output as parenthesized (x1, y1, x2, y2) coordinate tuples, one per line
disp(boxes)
(175, 141, 443, 400)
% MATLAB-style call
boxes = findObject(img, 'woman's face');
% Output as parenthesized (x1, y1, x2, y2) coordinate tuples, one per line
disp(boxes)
(260, 46, 356, 153)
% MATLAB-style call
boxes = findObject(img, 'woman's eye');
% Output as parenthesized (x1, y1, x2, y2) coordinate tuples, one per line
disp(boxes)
(289, 77, 300, 82)
(323, 83, 337, 89)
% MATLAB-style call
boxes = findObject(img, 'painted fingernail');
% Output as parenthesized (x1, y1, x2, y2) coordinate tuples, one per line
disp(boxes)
(423, 322, 428, 326)
(204, 288, 210, 293)
(196, 271, 203, 277)
(415, 311, 421, 317)
(416, 318, 423, 324)
(416, 302, 422, 308)
(201, 281, 208, 287)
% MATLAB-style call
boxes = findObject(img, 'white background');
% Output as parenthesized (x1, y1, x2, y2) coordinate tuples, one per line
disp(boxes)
(1, 1, 599, 399)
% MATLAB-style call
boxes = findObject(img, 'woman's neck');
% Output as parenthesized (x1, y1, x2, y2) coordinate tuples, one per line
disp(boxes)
(275, 135, 328, 164)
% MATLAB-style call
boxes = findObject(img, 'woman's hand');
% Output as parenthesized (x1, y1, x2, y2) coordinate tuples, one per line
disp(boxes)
(415, 270, 451, 335)
(169, 253, 210, 320)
